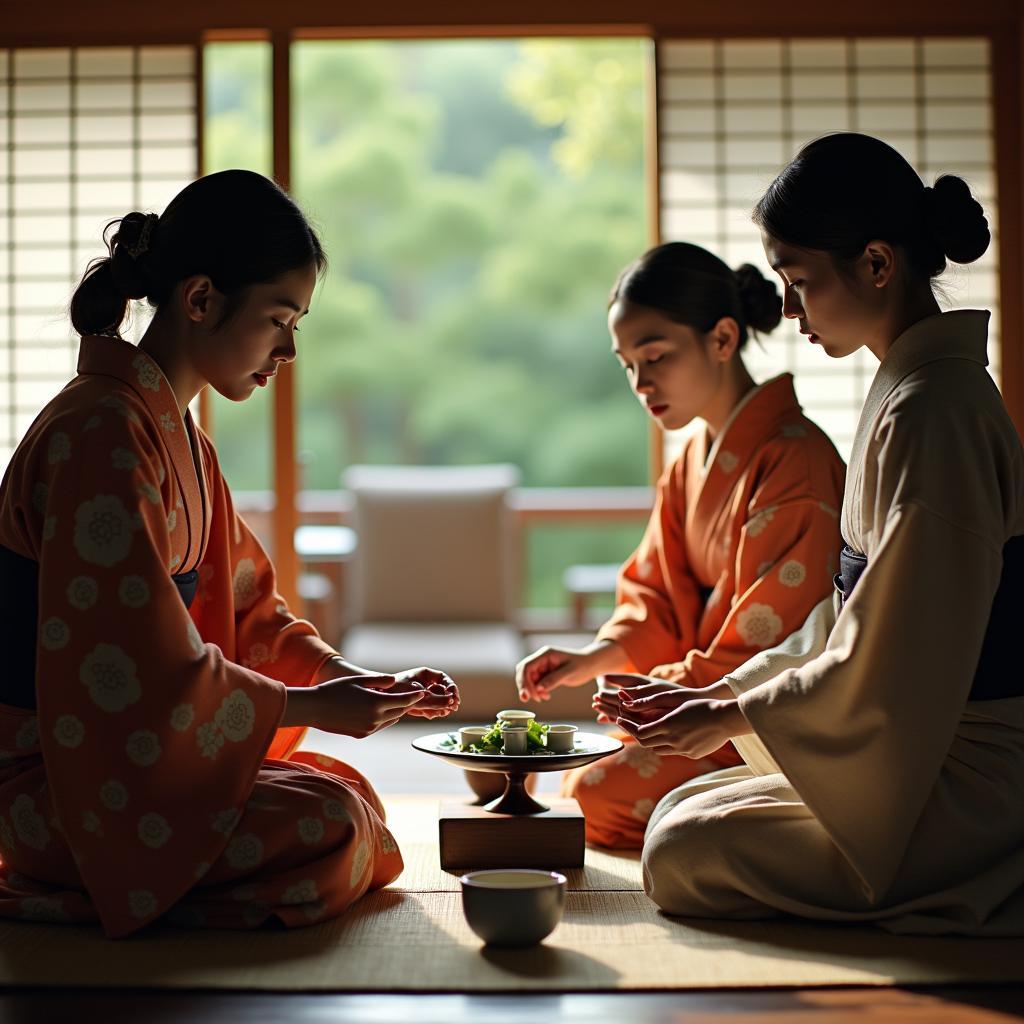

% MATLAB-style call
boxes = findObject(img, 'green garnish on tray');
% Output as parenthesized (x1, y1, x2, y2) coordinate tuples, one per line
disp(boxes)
(468, 719, 549, 754)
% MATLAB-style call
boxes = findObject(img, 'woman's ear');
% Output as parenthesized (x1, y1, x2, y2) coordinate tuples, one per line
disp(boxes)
(180, 275, 216, 324)
(861, 240, 897, 289)
(707, 316, 741, 363)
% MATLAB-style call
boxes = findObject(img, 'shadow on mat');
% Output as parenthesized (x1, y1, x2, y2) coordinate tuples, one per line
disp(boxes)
(654, 915, 1024, 978)
(480, 943, 621, 984)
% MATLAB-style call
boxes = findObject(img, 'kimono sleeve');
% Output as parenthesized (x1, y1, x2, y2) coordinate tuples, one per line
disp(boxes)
(34, 407, 287, 937)
(595, 459, 703, 672)
(649, 492, 841, 689)
(201, 431, 336, 689)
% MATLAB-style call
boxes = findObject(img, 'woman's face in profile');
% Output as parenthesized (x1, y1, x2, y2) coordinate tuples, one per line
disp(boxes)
(608, 299, 725, 432)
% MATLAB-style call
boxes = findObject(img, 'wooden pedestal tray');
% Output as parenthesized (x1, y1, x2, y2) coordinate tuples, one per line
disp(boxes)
(412, 730, 623, 870)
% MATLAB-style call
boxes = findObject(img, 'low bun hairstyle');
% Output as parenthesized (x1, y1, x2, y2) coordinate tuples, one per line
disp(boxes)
(609, 241, 782, 350)
(70, 170, 326, 338)
(752, 133, 990, 280)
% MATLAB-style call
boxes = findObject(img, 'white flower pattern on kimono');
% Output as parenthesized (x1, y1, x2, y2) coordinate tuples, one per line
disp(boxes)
(778, 559, 807, 588)
(81, 643, 141, 712)
(349, 839, 370, 888)
(99, 394, 142, 426)
(83, 810, 102, 834)
(118, 575, 149, 608)
(196, 722, 224, 759)
(125, 729, 162, 767)
(225, 833, 264, 870)
(42, 516, 57, 541)
(40, 617, 70, 651)
(323, 798, 352, 823)
(138, 482, 161, 505)
(47, 432, 71, 464)
(137, 812, 172, 849)
(580, 764, 606, 786)
(11, 794, 50, 851)
(214, 690, 255, 742)
(631, 798, 656, 823)
(210, 808, 241, 835)
(128, 889, 157, 919)
(232, 558, 259, 610)
(243, 643, 270, 668)
(99, 779, 129, 811)
(21, 896, 70, 922)
(132, 354, 162, 392)
(717, 450, 740, 473)
(111, 448, 140, 471)
(84, 415, 101, 431)
(53, 714, 85, 748)
(297, 817, 325, 845)
(170, 703, 195, 732)
(380, 831, 399, 854)
(735, 602, 784, 649)
(620, 743, 661, 779)
(67, 575, 99, 610)
(282, 879, 318, 905)
(744, 506, 776, 538)
(159, 412, 177, 433)
(74, 494, 137, 567)
(15, 718, 38, 750)
(166, 509, 177, 533)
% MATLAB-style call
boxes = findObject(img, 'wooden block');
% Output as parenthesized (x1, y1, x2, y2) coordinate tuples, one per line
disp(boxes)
(439, 798, 586, 871)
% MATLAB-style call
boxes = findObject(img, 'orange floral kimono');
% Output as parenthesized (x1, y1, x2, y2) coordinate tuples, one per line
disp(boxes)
(564, 375, 845, 848)
(0, 335, 402, 937)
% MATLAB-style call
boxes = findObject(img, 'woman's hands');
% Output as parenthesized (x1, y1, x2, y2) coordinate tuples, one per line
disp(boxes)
(286, 662, 461, 736)
(283, 676, 429, 738)
(614, 681, 752, 759)
(515, 640, 629, 703)
(591, 673, 687, 723)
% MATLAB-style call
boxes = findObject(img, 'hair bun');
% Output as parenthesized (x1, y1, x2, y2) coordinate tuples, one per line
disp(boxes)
(735, 262, 782, 335)
(925, 176, 990, 265)
(109, 212, 157, 300)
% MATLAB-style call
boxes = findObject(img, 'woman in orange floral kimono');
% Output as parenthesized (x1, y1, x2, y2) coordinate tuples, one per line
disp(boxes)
(516, 243, 844, 848)
(0, 171, 458, 937)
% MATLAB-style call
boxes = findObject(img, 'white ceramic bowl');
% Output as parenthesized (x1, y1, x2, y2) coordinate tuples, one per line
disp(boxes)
(460, 869, 567, 947)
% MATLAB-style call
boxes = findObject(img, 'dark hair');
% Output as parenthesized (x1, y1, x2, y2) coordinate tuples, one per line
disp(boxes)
(752, 133, 990, 280)
(609, 241, 782, 350)
(70, 170, 327, 338)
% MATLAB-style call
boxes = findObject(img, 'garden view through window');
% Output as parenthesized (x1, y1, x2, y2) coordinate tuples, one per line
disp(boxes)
(205, 39, 651, 610)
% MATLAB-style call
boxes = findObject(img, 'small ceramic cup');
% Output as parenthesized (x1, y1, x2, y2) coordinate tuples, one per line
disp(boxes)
(500, 724, 528, 755)
(459, 726, 489, 752)
(546, 724, 578, 753)
(496, 709, 536, 726)
(460, 869, 567, 947)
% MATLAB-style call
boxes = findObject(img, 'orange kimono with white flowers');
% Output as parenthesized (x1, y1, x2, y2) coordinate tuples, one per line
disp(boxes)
(0, 335, 402, 937)
(564, 375, 845, 848)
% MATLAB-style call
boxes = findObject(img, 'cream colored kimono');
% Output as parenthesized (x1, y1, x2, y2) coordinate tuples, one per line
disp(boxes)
(643, 310, 1024, 936)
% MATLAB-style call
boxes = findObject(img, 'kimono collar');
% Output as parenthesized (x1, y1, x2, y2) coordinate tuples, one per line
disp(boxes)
(77, 335, 205, 570)
(850, 309, 990, 474)
(702, 373, 802, 474)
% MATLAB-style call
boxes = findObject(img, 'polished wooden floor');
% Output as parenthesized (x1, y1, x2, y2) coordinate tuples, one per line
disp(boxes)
(1, 987, 1023, 1023)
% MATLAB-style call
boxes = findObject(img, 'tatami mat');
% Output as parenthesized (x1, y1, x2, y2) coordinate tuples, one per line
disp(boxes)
(1, 797, 1021, 992)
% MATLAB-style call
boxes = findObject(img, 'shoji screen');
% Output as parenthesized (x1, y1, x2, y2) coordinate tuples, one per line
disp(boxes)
(1, 46, 198, 470)
(657, 38, 997, 461)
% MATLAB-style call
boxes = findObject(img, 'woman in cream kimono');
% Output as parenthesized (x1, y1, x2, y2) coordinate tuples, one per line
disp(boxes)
(621, 133, 1024, 935)
(516, 243, 845, 848)
(0, 171, 459, 937)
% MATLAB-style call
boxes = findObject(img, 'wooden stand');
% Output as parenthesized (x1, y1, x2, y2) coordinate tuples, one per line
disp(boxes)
(439, 797, 586, 871)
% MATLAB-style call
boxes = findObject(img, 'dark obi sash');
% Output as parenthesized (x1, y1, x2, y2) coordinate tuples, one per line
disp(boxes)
(0, 544, 198, 711)
(834, 535, 1024, 701)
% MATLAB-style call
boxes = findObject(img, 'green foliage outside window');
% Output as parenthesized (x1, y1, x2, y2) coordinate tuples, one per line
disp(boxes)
(205, 39, 651, 608)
